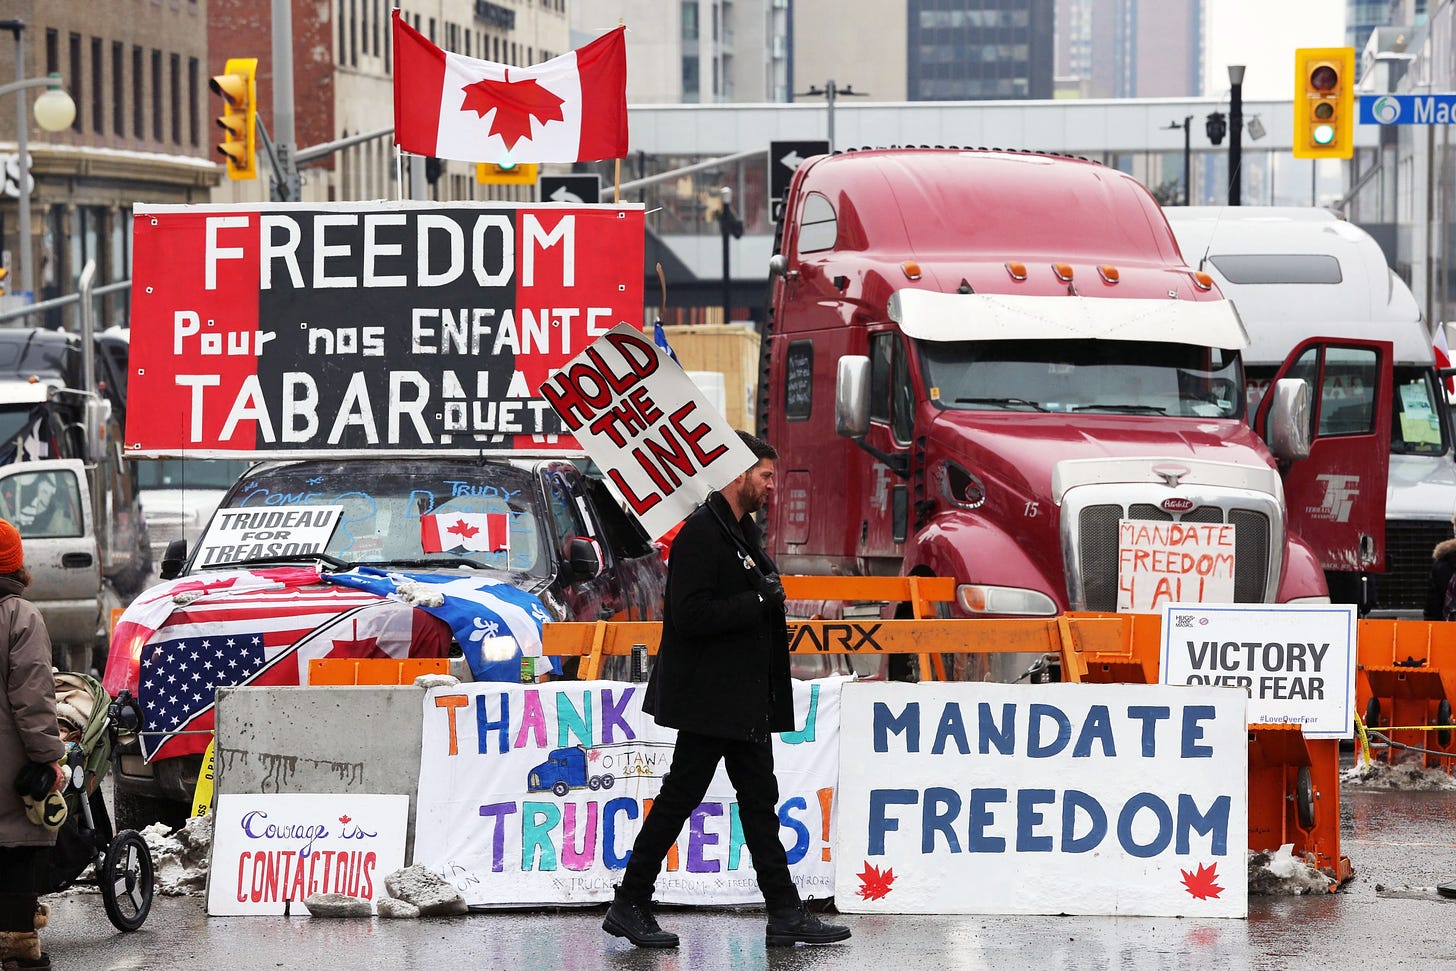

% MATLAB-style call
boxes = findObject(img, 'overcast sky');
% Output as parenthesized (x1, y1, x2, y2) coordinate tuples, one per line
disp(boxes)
(1204, 0, 1348, 100)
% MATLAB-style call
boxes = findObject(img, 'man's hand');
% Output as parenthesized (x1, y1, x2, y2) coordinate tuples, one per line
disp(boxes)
(50, 761, 67, 793)
(758, 573, 787, 611)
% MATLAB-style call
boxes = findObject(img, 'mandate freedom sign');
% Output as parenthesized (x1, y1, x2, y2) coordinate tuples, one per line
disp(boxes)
(1157, 603, 1357, 738)
(1117, 519, 1236, 612)
(128, 202, 644, 456)
(412, 679, 842, 907)
(207, 792, 409, 916)
(540, 323, 757, 539)
(836, 681, 1248, 918)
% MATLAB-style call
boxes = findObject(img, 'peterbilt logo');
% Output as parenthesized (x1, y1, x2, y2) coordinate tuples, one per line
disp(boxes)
(1160, 497, 1195, 512)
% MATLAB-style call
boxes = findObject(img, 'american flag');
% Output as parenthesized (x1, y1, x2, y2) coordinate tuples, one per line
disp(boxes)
(128, 579, 449, 762)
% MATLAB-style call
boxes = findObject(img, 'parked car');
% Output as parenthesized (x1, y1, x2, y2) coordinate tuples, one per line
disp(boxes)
(102, 455, 666, 828)
(132, 458, 253, 584)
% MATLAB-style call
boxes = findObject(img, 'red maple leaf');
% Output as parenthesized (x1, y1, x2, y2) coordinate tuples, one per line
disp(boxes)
(856, 862, 895, 901)
(447, 519, 480, 539)
(460, 75, 564, 150)
(1180, 862, 1224, 900)
(339, 815, 351, 825)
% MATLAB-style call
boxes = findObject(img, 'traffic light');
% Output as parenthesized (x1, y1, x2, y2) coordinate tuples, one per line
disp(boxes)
(425, 157, 442, 185)
(1205, 111, 1227, 146)
(209, 57, 258, 180)
(1293, 47, 1355, 159)
(475, 162, 539, 186)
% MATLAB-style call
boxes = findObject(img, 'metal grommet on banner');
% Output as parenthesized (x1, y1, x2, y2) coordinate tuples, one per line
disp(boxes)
(150, 218, 158, 225)
(145, 286, 154, 293)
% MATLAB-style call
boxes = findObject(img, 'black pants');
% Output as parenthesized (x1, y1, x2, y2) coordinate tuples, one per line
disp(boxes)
(0, 846, 48, 931)
(620, 730, 800, 913)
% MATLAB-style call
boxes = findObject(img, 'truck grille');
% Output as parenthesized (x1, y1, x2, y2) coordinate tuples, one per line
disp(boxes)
(1371, 519, 1452, 613)
(1072, 500, 1273, 611)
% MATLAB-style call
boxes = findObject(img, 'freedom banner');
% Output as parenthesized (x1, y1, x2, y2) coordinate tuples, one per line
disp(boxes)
(1158, 602, 1357, 737)
(392, 13, 627, 164)
(412, 679, 843, 907)
(540, 323, 757, 539)
(128, 201, 644, 457)
(836, 681, 1248, 918)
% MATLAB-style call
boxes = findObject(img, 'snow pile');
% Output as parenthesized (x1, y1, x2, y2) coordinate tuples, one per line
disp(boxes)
(142, 813, 213, 896)
(392, 581, 445, 608)
(1340, 759, 1456, 790)
(1247, 844, 1337, 895)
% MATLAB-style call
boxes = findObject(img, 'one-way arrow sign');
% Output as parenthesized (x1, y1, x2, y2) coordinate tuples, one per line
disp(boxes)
(540, 174, 602, 205)
(769, 140, 829, 220)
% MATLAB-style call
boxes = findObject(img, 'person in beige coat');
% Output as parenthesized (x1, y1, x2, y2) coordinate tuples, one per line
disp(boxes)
(0, 519, 66, 971)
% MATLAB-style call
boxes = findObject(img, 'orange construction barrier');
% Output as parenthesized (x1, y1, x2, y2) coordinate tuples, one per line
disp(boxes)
(307, 657, 450, 686)
(1062, 611, 1351, 885)
(1354, 619, 1456, 769)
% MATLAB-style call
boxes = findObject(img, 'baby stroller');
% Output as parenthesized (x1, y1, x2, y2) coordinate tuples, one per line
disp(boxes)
(42, 673, 155, 932)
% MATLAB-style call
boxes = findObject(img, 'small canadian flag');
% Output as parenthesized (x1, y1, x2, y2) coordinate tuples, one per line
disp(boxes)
(421, 513, 510, 554)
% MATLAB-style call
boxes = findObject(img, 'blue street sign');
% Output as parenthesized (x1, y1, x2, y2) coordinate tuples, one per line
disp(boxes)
(1358, 94, 1456, 125)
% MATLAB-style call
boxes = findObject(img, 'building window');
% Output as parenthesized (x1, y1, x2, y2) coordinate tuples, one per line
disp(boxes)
(338, 0, 346, 65)
(112, 42, 124, 136)
(682, 2, 699, 40)
(69, 33, 82, 131)
(91, 37, 103, 134)
(682, 56, 699, 101)
(170, 53, 181, 143)
(45, 29, 58, 74)
(133, 46, 144, 139)
(188, 57, 199, 147)
(374, 0, 382, 56)
(152, 49, 163, 141)
(350, 0, 358, 67)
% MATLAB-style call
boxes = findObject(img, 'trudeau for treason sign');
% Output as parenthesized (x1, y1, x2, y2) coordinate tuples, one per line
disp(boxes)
(128, 202, 644, 457)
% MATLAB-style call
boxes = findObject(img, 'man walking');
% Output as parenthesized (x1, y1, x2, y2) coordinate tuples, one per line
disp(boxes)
(603, 432, 850, 949)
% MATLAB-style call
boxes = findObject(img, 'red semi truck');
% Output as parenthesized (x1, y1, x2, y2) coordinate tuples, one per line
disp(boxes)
(761, 148, 1394, 681)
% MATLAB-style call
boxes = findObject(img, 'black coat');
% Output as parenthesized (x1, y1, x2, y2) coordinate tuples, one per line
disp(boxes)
(1426, 538, 1456, 620)
(643, 492, 794, 741)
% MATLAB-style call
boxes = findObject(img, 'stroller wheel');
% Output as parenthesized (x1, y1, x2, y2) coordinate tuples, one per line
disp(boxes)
(101, 830, 155, 932)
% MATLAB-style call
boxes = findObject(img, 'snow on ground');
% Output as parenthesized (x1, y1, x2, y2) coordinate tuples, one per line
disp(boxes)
(1247, 844, 1337, 895)
(142, 813, 212, 896)
(1340, 758, 1456, 791)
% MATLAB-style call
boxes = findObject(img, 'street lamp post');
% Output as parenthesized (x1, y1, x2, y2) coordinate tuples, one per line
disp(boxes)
(1164, 116, 1192, 205)
(717, 186, 743, 325)
(1, 19, 77, 306)
(1228, 64, 1245, 207)
(794, 80, 867, 153)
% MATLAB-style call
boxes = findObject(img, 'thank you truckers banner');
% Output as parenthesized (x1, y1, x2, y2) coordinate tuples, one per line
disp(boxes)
(128, 202, 645, 456)
(413, 679, 843, 907)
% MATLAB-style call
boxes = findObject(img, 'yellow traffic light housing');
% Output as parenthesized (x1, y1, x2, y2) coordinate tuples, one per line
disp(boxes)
(210, 57, 258, 180)
(0, 267, 8, 296)
(1293, 47, 1355, 159)
(475, 162, 540, 186)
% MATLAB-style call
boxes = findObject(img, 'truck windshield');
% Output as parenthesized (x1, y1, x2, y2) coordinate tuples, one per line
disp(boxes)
(201, 460, 549, 576)
(918, 339, 1244, 420)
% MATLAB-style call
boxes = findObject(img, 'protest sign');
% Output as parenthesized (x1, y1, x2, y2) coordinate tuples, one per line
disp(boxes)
(539, 323, 757, 539)
(1118, 520, 1236, 612)
(835, 681, 1248, 918)
(192, 504, 342, 568)
(1159, 602, 1357, 737)
(412, 679, 843, 907)
(128, 202, 644, 456)
(207, 792, 409, 915)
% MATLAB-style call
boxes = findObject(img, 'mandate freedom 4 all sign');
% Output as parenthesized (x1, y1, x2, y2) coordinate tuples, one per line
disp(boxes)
(1158, 603, 1357, 738)
(836, 681, 1248, 919)
(128, 202, 645, 456)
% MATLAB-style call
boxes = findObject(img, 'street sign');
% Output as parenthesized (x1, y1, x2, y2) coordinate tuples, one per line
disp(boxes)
(1358, 94, 1456, 126)
(768, 140, 829, 218)
(539, 174, 601, 205)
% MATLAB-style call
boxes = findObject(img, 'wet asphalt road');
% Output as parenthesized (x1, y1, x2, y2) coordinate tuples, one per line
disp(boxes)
(42, 787, 1456, 971)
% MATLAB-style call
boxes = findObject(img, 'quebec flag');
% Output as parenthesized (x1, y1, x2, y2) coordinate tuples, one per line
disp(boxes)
(325, 568, 558, 681)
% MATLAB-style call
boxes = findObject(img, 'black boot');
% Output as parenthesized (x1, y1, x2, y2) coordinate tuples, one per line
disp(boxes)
(765, 901, 851, 946)
(602, 889, 679, 948)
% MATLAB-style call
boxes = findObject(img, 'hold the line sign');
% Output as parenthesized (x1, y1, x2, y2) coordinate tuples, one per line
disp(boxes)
(127, 201, 644, 457)
(540, 323, 757, 539)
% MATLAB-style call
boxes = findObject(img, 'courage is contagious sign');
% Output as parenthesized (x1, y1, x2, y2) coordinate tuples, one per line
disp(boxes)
(127, 201, 644, 457)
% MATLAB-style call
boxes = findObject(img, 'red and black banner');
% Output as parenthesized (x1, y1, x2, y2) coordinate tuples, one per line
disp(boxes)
(128, 202, 644, 456)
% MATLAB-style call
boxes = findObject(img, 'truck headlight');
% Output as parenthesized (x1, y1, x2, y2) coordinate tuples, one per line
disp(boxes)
(956, 584, 1058, 616)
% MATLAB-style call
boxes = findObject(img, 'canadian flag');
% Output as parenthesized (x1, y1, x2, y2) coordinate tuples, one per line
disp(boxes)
(392, 11, 627, 164)
(421, 513, 510, 554)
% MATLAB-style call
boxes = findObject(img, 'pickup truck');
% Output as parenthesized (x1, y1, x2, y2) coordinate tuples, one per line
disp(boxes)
(102, 454, 665, 828)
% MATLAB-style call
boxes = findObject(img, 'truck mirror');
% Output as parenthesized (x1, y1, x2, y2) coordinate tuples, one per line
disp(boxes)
(159, 538, 187, 581)
(1265, 378, 1312, 461)
(835, 355, 871, 438)
(568, 536, 603, 580)
(84, 397, 110, 463)
(768, 254, 788, 278)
